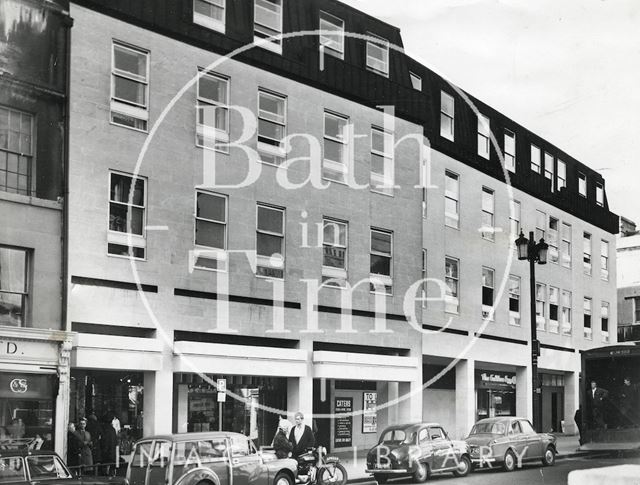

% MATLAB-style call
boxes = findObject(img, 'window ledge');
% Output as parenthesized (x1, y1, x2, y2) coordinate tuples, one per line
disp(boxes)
(0, 191, 63, 211)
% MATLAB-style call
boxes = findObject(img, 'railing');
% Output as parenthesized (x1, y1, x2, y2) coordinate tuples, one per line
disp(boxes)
(617, 324, 640, 342)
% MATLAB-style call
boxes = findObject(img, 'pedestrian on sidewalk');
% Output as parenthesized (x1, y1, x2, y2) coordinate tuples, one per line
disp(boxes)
(273, 419, 293, 459)
(574, 407, 583, 446)
(289, 412, 315, 458)
(588, 380, 608, 430)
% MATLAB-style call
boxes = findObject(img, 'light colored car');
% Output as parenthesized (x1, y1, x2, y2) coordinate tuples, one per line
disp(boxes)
(465, 417, 557, 471)
(365, 422, 471, 483)
(127, 432, 297, 485)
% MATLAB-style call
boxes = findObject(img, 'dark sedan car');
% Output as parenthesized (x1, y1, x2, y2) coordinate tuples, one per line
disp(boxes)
(127, 432, 297, 485)
(465, 417, 557, 471)
(0, 447, 124, 484)
(365, 422, 471, 483)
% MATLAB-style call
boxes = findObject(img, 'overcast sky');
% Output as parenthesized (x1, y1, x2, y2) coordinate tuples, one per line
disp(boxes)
(344, 0, 640, 227)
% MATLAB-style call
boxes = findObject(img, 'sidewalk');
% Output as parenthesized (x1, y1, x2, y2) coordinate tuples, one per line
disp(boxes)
(334, 433, 584, 483)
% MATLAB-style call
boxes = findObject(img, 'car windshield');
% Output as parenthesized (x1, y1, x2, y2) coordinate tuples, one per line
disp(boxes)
(379, 428, 408, 444)
(470, 422, 506, 435)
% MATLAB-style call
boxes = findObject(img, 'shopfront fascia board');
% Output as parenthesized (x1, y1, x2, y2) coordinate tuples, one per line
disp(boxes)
(173, 341, 308, 377)
(312, 351, 421, 382)
(71, 333, 163, 370)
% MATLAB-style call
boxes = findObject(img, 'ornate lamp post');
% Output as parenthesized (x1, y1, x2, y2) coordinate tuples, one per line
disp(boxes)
(515, 231, 549, 432)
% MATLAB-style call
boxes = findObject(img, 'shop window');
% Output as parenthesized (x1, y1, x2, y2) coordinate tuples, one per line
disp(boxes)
(0, 246, 29, 327)
(193, 0, 225, 33)
(108, 172, 146, 259)
(370, 126, 394, 195)
(111, 41, 149, 131)
(254, 0, 283, 54)
(0, 106, 33, 195)
(256, 204, 285, 279)
(370, 228, 392, 294)
(196, 70, 229, 151)
(257, 89, 287, 166)
(322, 218, 347, 287)
(193, 191, 227, 271)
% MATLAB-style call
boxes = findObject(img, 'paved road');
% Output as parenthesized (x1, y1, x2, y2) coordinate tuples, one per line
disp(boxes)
(366, 454, 640, 485)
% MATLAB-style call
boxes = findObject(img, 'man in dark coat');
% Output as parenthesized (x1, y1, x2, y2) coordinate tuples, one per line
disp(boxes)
(289, 412, 315, 458)
(618, 377, 638, 427)
(588, 380, 608, 429)
(67, 423, 82, 475)
(100, 415, 118, 476)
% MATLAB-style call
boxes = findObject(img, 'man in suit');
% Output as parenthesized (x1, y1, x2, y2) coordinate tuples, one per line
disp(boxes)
(589, 380, 608, 430)
(289, 412, 315, 458)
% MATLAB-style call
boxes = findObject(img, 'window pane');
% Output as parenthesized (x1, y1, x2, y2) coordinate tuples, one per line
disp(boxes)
(370, 254, 390, 275)
(114, 76, 146, 105)
(197, 193, 226, 222)
(257, 232, 282, 257)
(371, 231, 391, 254)
(257, 206, 283, 233)
(441, 93, 454, 115)
(0, 247, 26, 292)
(114, 44, 147, 78)
(199, 74, 227, 103)
(325, 114, 347, 140)
(195, 220, 225, 248)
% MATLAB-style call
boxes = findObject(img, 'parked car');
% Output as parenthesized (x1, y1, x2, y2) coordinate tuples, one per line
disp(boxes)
(465, 417, 557, 471)
(0, 446, 124, 484)
(127, 432, 297, 485)
(365, 422, 471, 483)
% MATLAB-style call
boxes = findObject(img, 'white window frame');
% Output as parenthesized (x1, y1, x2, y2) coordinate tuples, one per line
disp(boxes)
(583, 232, 592, 276)
(596, 182, 604, 206)
(600, 240, 609, 281)
(365, 33, 389, 76)
(549, 286, 559, 333)
(504, 129, 516, 172)
(509, 200, 521, 237)
(110, 41, 149, 132)
(254, 0, 283, 54)
(561, 222, 572, 268)
(477, 114, 490, 159)
(445, 256, 459, 314)
(535, 282, 546, 331)
(107, 171, 147, 260)
(0, 106, 34, 195)
(255, 204, 285, 279)
(410, 72, 422, 91)
(0, 246, 30, 327)
(548, 216, 559, 264)
(193, 0, 226, 33)
(257, 89, 287, 166)
(322, 218, 348, 287)
(196, 70, 230, 152)
(440, 91, 454, 141)
(583, 297, 592, 340)
(535, 210, 546, 241)
(444, 170, 459, 229)
(578, 172, 587, 197)
(601, 301, 610, 343)
(193, 191, 228, 272)
(481, 187, 494, 241)
(370, 126, 394, 195)
(508, 275, 520, 326)
(319, 11, 344, 59)
(322, 111, 350, 184)
(561, 290, 572, 335)
(557, 159, 566, 190)
(482, 267, 494, 319)
(530, 144, 541, 173)
(369, 228, 393, 295)
(544, 152, 554, 190)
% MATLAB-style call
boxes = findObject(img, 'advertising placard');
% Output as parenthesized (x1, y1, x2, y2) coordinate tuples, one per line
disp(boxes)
(362, 392, 377, 433)
(334, 397, 352, 448)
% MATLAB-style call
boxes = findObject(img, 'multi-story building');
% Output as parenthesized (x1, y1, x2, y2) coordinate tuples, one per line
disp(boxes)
(617, 217, 640, 343)
(60, 0, 617, 458)
(0, 0, 73, 454)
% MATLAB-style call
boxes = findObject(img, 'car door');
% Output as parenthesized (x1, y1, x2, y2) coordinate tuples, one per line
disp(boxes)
(229, 435, 264, 485)
(427, 426, 450, 471)
(146, 440, 172, 485)
(518, 420, 542, 459)
(416, 427, 433, 469)
(507, 419, 527, 462)
(171, 439, 230, 485)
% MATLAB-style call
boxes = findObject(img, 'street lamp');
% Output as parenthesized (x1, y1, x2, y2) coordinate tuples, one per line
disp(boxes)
(515, 231, 548, 432)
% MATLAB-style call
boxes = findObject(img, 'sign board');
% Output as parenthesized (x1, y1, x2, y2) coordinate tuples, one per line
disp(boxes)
(0, 374, 54, 399)
(475, 371, 516, 390)
(217, 392, 226, 402)
(334, 397, 352, 448)
(362, 392, 377, 434)
(217, 379, 226, 392)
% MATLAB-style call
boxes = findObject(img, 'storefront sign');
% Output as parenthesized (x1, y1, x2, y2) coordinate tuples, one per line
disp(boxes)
(475, 371, 516, 389)
(0, 373, 54, 399)
(0, 338, 59, 362)
(362, 392, 377, 434)
(334, 398, 352, 448)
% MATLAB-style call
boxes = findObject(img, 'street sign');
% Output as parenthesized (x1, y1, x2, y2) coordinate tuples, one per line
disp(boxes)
(217, 391, 226, 402)
(217, 378, 226, 392)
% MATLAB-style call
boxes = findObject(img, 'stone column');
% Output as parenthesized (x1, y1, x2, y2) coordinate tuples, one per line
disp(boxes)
(287, 340, 313, 421)
(56, 338, 73, 457)
(564, 371, 579, 435)
(144, 343, 173, 435)
(455, 359, 475, 440)
(516, 365, 532, 421)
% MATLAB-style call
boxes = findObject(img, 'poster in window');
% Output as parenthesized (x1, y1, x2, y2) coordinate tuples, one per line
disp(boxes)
(362, 392, 377, 433)
(334, 397, 352, 448)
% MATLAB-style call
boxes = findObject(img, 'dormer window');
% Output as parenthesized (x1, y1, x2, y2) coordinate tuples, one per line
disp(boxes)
(366, 34, 389, 76)
(319, 11, 344, 59)
(254, 0, 283, 54)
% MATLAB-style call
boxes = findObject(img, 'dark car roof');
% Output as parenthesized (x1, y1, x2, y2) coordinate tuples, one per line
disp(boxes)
(135, 431, 247, 443)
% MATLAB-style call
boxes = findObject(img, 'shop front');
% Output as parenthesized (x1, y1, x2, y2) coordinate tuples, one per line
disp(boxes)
(540, 373, 565, 433)
(0, 327, 72, 455)
(475, 370, 516, 420)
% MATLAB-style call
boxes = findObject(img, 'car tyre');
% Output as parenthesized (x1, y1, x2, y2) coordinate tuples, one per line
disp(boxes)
(373, 474, 388, 484)
(541, 446, 555, 467)
(453, 455, 471, 477)
(274, 472, 294, 485)
(412, 462, 428, 483)
(503, 449, 517, 472)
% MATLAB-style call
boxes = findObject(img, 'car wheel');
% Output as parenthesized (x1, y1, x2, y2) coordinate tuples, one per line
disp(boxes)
(319, 463, 347, 485)
(412, 462, 428, 483)
(541, 446, 555, 466)
(503, 449, 517, 472)
(274, 472, 293, 485)
(373, 473, 388, 484)
(453, 455, 471, 477)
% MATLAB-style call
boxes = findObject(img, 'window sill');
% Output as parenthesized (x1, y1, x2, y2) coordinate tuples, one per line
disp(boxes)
(0, 191, 62, 210)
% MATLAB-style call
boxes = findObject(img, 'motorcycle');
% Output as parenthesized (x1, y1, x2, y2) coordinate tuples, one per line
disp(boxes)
(295, 446, 348, 485)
